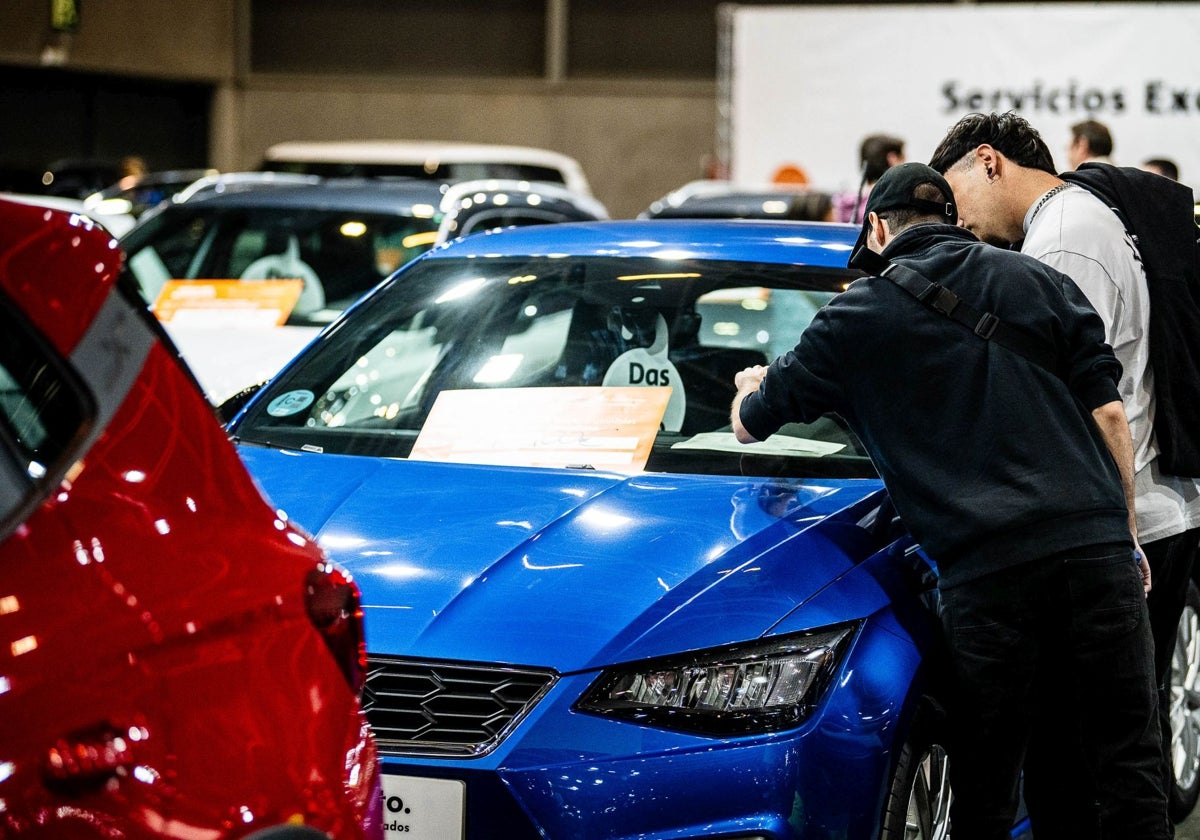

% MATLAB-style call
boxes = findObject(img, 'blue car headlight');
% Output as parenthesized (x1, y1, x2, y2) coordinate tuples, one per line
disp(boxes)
(575, 623, 858, 735)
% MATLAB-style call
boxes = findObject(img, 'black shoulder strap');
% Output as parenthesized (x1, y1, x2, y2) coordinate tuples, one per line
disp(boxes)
(855, 248, 1060, 376)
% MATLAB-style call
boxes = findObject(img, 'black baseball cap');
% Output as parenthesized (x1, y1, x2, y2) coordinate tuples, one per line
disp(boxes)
(848, 162, 957, 270)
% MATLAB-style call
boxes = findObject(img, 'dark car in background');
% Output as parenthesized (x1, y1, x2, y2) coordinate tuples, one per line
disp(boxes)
(82, 167, 220, 219)
(0, 198, 382, 839)
(37, 157, 124, 199)
(434, 178, 609, 247)
(641, 179, 834, 221)
(119, 175, 445, 404)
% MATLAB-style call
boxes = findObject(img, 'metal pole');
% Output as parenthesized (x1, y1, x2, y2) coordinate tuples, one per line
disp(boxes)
(546, 0, 568, 83)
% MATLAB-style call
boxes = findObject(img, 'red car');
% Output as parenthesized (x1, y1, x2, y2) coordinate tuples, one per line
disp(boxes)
(0, 198, 383, 839)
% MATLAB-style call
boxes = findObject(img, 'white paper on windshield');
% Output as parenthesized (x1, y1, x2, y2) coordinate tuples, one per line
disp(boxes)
(671, 431, 844, 457)
(409, 386, 670, 473)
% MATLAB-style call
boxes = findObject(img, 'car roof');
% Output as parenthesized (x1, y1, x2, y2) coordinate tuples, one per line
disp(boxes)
(262, 140, 592, 196)
(641, 180, 834, 221)
(163, 175, 447, 214)
(434, 178, 609, 246)
(0, 191, 137, 237)
(438, 178, 607, 218)
(264, 139, 580, 168)
(429, 218, 862, 270)
(91, 168, 220, 198)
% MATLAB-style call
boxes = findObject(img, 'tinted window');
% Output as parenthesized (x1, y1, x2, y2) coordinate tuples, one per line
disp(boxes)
(123, 205, 440, 325)
(0, 299, 94, 532)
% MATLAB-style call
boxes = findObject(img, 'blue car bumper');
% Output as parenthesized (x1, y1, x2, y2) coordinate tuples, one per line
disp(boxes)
(376, 617, 926, 840)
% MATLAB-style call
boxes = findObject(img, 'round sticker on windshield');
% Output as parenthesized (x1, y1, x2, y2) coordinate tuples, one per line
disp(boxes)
(266, 390, 315, 417)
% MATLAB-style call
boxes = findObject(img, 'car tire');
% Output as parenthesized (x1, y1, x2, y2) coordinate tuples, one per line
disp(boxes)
(880, 706, 952, 840)
(242, 826, 332, 839)
(1170, 578, 1200, 821)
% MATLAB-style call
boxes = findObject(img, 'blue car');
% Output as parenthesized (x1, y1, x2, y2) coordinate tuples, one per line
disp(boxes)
(229, 220, 1031, 840)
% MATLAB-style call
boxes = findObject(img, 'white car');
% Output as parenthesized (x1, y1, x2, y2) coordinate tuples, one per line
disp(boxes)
(260, 139, 593, 197)
(0, 191, 137, 237)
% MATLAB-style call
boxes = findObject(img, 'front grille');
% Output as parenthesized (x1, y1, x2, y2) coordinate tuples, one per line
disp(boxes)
(363, 655, 557, 757)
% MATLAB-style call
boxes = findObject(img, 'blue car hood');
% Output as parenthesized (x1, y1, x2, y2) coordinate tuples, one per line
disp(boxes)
(238, 445, 886, 672)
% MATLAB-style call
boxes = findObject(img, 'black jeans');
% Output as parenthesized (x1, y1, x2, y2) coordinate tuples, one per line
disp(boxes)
(939, 542, 1169, 840)
(1021, 529, 1200, 837)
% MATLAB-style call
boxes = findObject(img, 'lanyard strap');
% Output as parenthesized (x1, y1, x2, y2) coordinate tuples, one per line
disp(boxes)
(877, 259, 1061, 377)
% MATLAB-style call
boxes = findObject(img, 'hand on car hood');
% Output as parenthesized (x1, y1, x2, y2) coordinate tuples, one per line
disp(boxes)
(238, 446, 887, 671)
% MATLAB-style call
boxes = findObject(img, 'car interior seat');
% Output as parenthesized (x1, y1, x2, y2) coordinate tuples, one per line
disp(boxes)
(552, 301, 629, 386)
(239, 234, 325, 318)
(667, 306, 769, 435)
(601, 311, 685, 432)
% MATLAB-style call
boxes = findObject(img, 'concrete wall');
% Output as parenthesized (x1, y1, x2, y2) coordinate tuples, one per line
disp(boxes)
(0, 0, 717, 217)
(232, 77, 717, 219)
(0, 0, 236, 81)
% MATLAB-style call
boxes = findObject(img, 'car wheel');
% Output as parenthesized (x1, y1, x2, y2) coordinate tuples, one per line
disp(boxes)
(242, 826, 332, 839)
(1170, 578, 1200, 821)
(880, 710, 952, 840)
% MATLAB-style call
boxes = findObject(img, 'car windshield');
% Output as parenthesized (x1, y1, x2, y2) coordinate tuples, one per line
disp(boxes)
(234, 255, 874, 479)
(122, 204, 440, 326)
(268, 160, 568, 185)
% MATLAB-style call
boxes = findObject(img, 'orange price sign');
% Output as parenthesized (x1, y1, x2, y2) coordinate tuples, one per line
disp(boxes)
(151, 279, 304, 327)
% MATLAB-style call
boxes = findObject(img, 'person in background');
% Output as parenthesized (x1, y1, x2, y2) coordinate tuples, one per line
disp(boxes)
(119, 155, 148, 180)
(1143, 158, 1180, 181)
(732, 161, 1166, 839)
(832, 133, 905, 223)
(931, 110, 1200, 837)
(1068, 118, 1115, 169)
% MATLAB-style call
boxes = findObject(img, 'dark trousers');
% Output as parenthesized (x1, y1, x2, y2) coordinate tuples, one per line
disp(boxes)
(1020, 529, 1200, 838)
(939, 542, 1169, 840)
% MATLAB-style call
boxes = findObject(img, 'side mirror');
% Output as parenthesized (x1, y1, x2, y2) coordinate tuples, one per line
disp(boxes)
(216, 382, 265, 425)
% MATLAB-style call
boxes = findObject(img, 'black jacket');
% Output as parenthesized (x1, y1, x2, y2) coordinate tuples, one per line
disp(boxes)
(1062, 162, 1200, 476)
(740, 224, 1129, 587)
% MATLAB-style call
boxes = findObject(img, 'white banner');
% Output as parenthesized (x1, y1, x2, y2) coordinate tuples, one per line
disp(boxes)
(728, 3, 1200, 194)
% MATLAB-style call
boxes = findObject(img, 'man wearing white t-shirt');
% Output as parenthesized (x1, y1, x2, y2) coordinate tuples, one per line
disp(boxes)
(932, 110, 1200, 835)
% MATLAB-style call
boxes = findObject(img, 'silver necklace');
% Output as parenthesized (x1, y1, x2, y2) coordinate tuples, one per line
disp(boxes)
(1029, 183, 1073, 223)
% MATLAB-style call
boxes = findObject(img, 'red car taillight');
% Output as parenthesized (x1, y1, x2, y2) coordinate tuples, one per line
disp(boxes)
(304, 562, 367, 696)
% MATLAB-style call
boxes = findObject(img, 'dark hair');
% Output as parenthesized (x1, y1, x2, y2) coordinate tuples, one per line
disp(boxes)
(929, 112, 1056, 175)
(1071, 119, 1113, 157)
(1143, 157, 1179, 181)
(860, 134, 905, 183)
(876, 182, 950, 232)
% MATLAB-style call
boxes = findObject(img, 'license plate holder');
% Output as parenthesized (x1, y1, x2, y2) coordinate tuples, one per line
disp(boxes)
(380, 774, 465, 839)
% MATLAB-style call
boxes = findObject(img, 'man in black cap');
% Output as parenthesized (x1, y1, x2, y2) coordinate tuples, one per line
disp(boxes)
(730, 162, 1168, 838)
